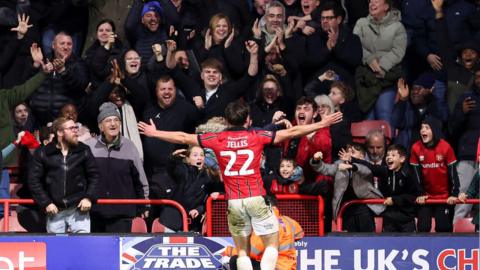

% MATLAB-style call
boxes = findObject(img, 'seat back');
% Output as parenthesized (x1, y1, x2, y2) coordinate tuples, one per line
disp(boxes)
(351, 120, 392, 144)
(151, 218, 166, 233)
(453, 217, 475, 233)
(131, 217, 148, 233)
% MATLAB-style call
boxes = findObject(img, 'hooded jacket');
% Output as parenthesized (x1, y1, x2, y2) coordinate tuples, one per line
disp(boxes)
(353, 9, 407, 72)
(410, 116, 460, 198)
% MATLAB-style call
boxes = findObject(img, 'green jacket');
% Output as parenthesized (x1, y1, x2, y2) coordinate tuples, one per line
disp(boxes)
(0, 72, 46, 166)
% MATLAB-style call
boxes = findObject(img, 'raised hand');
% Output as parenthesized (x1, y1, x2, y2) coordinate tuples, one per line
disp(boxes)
(462, 97, 476, 113)
(326, 27, 338, 50)
(11, 13, 33, 39)
(245, 40, 258, 55)
(272, 64, 287, 76)
(320, 111, 343, 126)
(318, 70, 336, 82)
(172, 148, 187, 158)
(272, 111, 286, 123)
(104, 32, 116, 50)
(285, 19, 296, 39)
(397, 78, 409, 101)
(338, 148, 351, 162)
(41, 59, 54, 74)
(224, 28, 235, 48)
(302, 25, 315, 36)
(205, 29, 212, 50)
(166, 40, 177, 52)
(193, 96, 204, 109)
(431, 0, 444, 12)
(30, 43, 44, 68)
(312, 151, 323, 162)
(252, 18, 261, 39)
(265, 35, 278, 53)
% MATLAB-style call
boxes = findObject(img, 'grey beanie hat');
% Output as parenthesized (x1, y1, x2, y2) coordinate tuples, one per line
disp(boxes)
(98, 102, 121, 123)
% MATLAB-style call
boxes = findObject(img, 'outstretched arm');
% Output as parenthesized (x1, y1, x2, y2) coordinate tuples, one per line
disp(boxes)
(138, 119, 199, 146)
(274, 112, 342, 144)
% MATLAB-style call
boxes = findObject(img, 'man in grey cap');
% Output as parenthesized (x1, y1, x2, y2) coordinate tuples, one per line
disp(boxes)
(85, 102, 149, 232)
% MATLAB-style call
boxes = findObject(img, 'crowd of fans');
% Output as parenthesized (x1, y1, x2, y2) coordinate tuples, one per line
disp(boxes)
(0, 0, 478, 234)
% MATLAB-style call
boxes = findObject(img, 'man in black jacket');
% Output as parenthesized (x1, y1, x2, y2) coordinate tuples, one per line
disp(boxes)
(303, 1, 362, 95)
(198, 40, 259, 122)
(29, 32, 90, 126)
(142, 75, 198, 203)
(29, 117, 99, 233)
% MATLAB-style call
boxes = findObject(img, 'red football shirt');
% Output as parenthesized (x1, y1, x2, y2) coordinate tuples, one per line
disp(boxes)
(198, 128, 275, 199)
(410, 139, 457, 198)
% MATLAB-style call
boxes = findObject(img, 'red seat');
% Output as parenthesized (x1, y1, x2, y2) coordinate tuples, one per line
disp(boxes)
(374, 216, 383, 233)
(351, 120, 392, 144)
(0, 211, 27, 232)
(453, 217, 475, 233)
(151, 218, 166, 233)
(130, 217, 148, 233)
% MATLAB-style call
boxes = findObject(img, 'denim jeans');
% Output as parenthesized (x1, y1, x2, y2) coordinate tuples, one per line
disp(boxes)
(366, 86, 396, 128)
(46, 207, 90, 233)
(454, 160, 477, 223)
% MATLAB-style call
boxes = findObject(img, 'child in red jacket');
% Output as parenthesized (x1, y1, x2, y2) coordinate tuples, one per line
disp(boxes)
(410, 116, 459, 232)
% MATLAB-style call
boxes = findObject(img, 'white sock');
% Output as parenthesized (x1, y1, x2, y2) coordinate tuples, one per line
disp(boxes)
(236, 255, 253, 270)
(260, 246, 278, 270)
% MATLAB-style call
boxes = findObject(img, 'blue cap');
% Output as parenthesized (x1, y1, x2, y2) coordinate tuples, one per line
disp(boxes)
(141, 1, 163, 17)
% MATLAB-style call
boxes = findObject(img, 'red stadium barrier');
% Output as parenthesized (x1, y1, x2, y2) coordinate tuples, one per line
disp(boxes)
(336, 198, 480, 232)
(205, 194, 325, 236)
(0, 199, 189, 232)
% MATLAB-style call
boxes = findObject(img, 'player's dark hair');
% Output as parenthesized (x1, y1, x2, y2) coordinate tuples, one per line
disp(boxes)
(296, 96, 318, 112)
(225, 100, 250, 126)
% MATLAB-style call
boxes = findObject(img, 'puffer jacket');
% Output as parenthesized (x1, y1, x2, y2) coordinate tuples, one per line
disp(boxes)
(28, 142, 99, 210)
(353, 9, 407, 72)
(28, 56, 89, 125)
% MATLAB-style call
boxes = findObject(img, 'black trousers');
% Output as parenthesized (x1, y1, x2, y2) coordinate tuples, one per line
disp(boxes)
(417, 205, 453, 232)
(16, 205, 46, 233)
(382, 216, 416, 232)
(343, 205, 375, 232)
(90, 213, 132, 233)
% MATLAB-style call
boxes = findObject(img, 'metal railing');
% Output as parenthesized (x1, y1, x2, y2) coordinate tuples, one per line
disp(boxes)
(336, 198, 480, 232)
(0, 199, 189, 232)
(205, 194, 325, 236)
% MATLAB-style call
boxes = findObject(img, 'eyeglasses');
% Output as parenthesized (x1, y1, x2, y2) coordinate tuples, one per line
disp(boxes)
(320, 16, 336, 21)
(63, 125, 79, 131)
